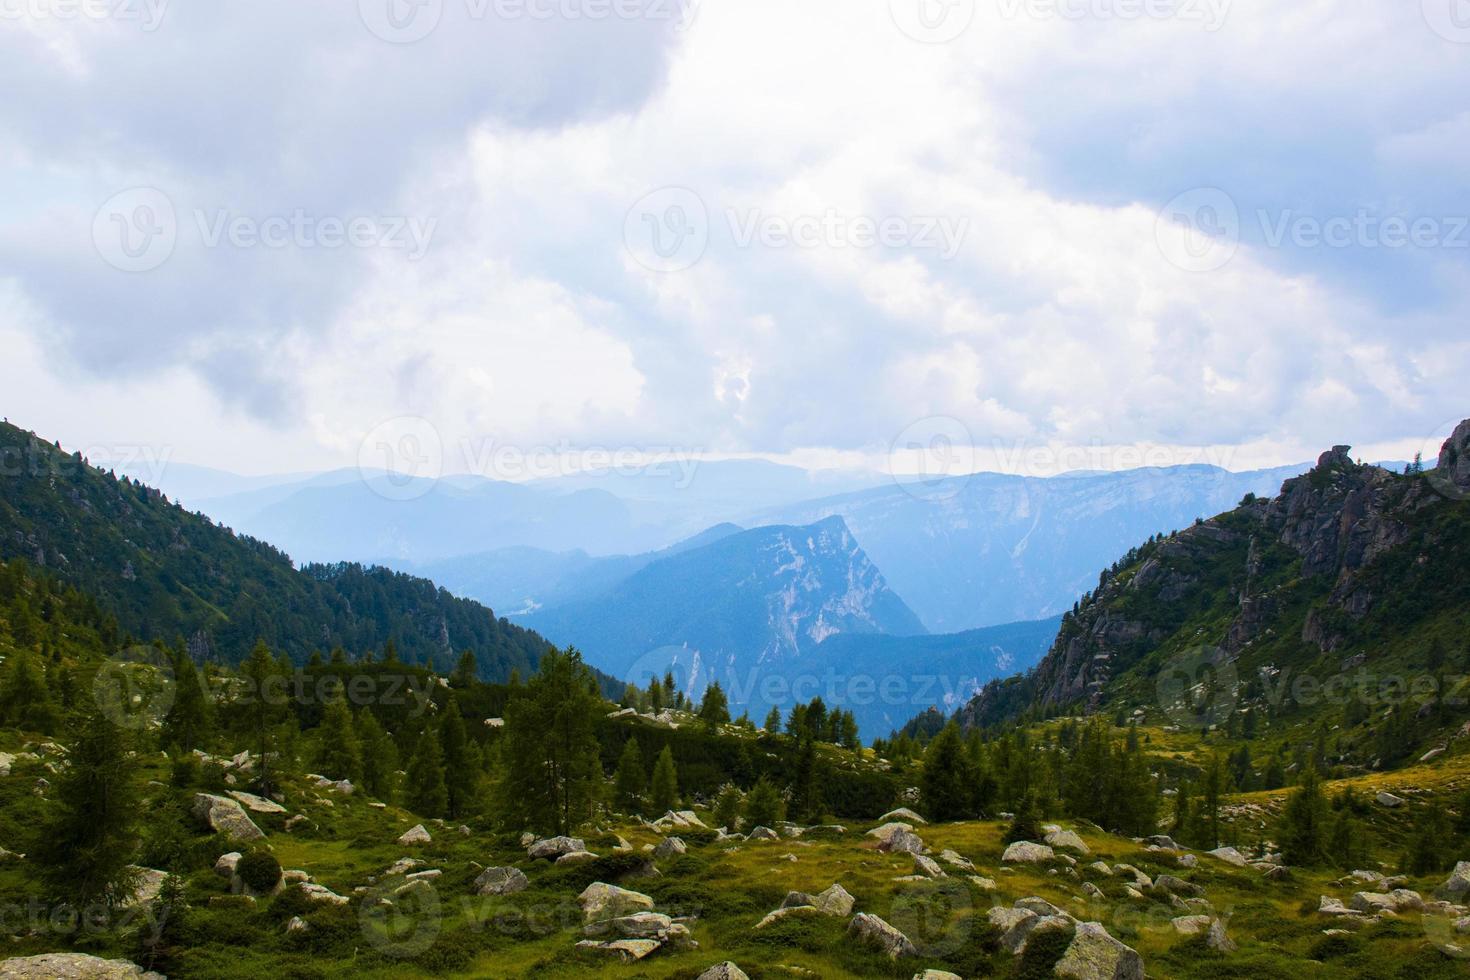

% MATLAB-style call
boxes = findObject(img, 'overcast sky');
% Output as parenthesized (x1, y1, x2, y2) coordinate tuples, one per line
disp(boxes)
(2, 0, 1467, 479)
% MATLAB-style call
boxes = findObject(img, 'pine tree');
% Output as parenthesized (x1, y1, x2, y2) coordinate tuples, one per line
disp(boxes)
(920, 723, 973, 821)
(32, 705, 142, 910)
(240, 640, 286, 796)
(451, 650, 479, 687)
(763, 706, 782, 733)
(162, 650, 213, 752)
(315, 694, 362, 782)
(613, 738, 646, 813)
(1278, 766, 1331, 867)
(650, 745, 680, 813)
(407, 730, 448, 818)
(439, 696, 477, 819)
(1199, 753, 1228, 848)
(1171, 780, 1194, 843)
(497, 648, 603, 836)
(1404, 802, 1452, 874)
(744, 775, 785, 829)
(648, 677, 665, 714)
(698, 682, 731, 728)
(0, 646, 59, 733)
(356, 709, 397, 801)
(713, 784, 743, 832)
(789, 737, 823, 822)
(1004, 792, 1043, 844)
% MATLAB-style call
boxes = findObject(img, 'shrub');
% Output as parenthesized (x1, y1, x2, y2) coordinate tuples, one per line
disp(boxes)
(235, 849, 282, 893)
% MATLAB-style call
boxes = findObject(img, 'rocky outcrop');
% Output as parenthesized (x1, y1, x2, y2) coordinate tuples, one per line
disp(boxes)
(0, 955, 164, 979)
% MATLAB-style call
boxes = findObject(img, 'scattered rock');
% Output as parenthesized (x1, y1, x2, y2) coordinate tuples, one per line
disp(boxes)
(191, 793, 265, 842)
(528, 835, 587, 859)
(866, 822, 914, 844)
(1376, 792, 1405, 808)
(1206, 846, 1248, 867)
(938, 849, 974, 871)
(747, 826, 779, 841)
(0, 954, 165, 979)
(696, 964, 750, 980)
(286, 916, 308, 934)
(878, 808, 928, 825)
(578, 882, 656, 924)
(226, 790, 288, 815)
(1002, 841, 1055, 864)
(1045, 830, 1090, 855)
(397, 824, 432, 846)
(1178, 854, 1198, 869)
(1053, 921, 1145, 980)
(654, 837, 688, 859)
(475, 867, 529, 896)
(214, 852, 242, 878)
(1437, 862, 1470, 901)
(575, 939, 660, 962)
(848, 912, 917, 959)
(299, 883, 349, 906)
(757, 906, 821, 929)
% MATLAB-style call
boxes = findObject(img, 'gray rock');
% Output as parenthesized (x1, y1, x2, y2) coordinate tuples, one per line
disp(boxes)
(574, 939, 660, 962)
(0, 955, 165, 979)
(528, 835, 585, 859)
(1155, 875, 1203, 897)
(286, 915, 309, 934)
(938, 849, 975, 871)
(747, 826, 779, 840)
(214, 852, 242, 878)
(1053, 921, 1145, 980)
(1437, 861, 1470, 900)
(813, 883, 856, 916)
(474, 867, 529, 896)
(696, 965, 750, 980)
(848, 912, 917, 958)
(1376, 791, 1405, 808)
(578, 882, 656, 924)
(1207, 846, 1248, 867)
(1045, 830, 1090, 855)
(654, 837, 687, 859)
(555, 851, 600, 866)
(191, 793, 265, 842)
(866, 821, 914, 844)
(1177, 853, 1198, 869)
(397, 824, 432, 846)
(913, 854, 947, 879)
(1002, 841, 1055, 863)
(756, 905, 820, 929)
(878, 808, 928, 824)
(880, 829, 926, 855)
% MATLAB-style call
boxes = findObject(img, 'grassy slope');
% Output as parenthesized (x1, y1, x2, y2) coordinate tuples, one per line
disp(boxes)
(4, 726, 1470, 979)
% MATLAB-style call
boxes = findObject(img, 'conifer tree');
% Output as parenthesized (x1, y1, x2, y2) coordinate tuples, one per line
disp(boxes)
(698, 681, 731, 728)
(32, 705, 142, 911)
(0, 646, 59, 733)
(744, 775, 785, 829)
(1004, 792, 1043, 844)
(613, 738, 646, 813)
(763, 706, 782, 733)
(407, 729, 448, 818)
(789, 737, 823, 822)
(439, 695, 477, 818)
(650, 745, 680, 813)
(713, 784, 743, 831)
(497, 648, 603, 835)
(451, 650, 478, 688)
(240, 640, 286, 796)
(315, 694, 362, 782)
(920, 723, 973, 821)
(162, 650, 213, 753)
(356, 708, 397, 801)
(1278, 765, 1331, 867)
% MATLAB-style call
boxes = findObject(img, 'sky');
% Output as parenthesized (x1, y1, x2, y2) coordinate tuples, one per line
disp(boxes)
(2, 0, 1468, 482)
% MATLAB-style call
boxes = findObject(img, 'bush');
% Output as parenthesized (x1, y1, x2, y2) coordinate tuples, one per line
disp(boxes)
(170, 754, 200, 789)
(1004, 793, 1043, 844)
(235, 849, 282, 893)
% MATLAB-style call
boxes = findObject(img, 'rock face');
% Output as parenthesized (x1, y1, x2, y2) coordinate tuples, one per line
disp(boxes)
(1053, 922, 1145, 980)
(1435, 418, 1470, 495)
(1002, 841, 1055, 863)
(474, 867, 529, 896)
(0, 955, 165, 979)
(848, 913, 917, 959)
(192, 793, 265, 842)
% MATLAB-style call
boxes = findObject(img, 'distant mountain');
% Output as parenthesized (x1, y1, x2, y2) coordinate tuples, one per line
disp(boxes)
(755, 462, 1310, 633)
(0, 421, 581, 684)
(397, 523, 747, 615)
(957, 422, 1470, 769)
(521, 516, 927, 699)
(779, 615, 1062, 739)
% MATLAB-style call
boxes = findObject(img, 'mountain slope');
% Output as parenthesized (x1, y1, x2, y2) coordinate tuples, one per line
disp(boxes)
(0, 421, 562, 679)
(521, 516, 926, 691)
(755, 462, 1309, 633)
(958, 420, 1470, 766)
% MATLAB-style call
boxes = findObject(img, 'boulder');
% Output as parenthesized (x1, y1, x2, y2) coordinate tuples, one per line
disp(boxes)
(124, 868, 168, 908)
(848, 912, 917, 959)
(1154, 875, 1202, 897)
(575, 939, 660, 963)
(1171, 915, 1212, 935)
(697, 965, 750, 980)
(1206, 918, 1237, 953)
(1437, 861, 1470, 900)
(866, 822, 914, 844)
(578, 882, 656, 924)
(1015, 897, 1066, 918)
(812, 883, 855, 916)
(1146, 835, 1182, 850)
(968, 875, 998, 892)
(595, 912, 673, 938)
(0, 955, 165, 979)
(1178, 854, 1198, 869)
(528, 835, 585, 859)
(397, 824, 432, 846)
(1207, 846, 1248, 867)
(474, 867, 529, 896)
(191, 793, 265, 842)
(654, 837, 688, 859)
(1082, 882, 1105, 899)
(1045, 830, 1090, 855)
(214, 852, 242, 878)
(747, 826, 779, 841)
(881, 829, 926, 855)
(555, 851, 599, 866)
(1376, 791, 1405, 808)
(913, 973, 963, 980)
(878, 808, 928, 825)
(1053, 921, 1145, 980)
(938, 849, 974, 871)
(286, 916, 308, 934)
(226, 790, 288, 815)
(675, 810, 707, 828)
(913, 854, 947, 879)
(756, 906, 820, 929)
(1002, 841, 1055, 864)
(298, 883, 349, 906)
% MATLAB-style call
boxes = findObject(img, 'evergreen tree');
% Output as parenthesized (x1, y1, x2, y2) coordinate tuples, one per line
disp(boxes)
(920, 723, 973, 821)
(161, 650, 213, 753)
(1404, 802, 1453, 875)
(744, 775, 785, 829)
(239, 640, 286, 796)
(31, 705, 142, 911)
(613, 738, 646, 813)
(648, 677, 665, 714)
(1199, 753, 1228, 848)
(650, 745, 680, 813)
(497, 648, 603, 835)
(406, 729, 448, 818)
(789, 737, 823, 822)
(763, 706, 782, 733)
(451, 649, 479, 687)
(315, 694, 362, 782)
(1278, 766, 1331, 867)
(698, 681, 731, 728)
(0, 646, 59, 733)
(1004, 792, 1043, 844)
(356, 709, 397, 801)
(439, 696, 477, 819)
(713, 784, 743, 832)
